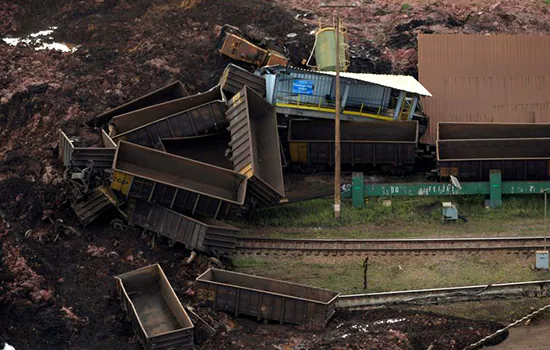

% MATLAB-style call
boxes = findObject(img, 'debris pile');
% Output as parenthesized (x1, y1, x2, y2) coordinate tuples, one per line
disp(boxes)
(61, 63, 284, 257)
(0, 0, 544, 348)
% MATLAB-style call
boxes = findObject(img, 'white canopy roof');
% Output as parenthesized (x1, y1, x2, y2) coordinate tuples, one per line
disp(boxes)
(319, 70, 432, 97)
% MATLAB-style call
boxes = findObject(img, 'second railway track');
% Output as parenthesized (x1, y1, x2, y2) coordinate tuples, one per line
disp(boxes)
(235, 236, 550, 255)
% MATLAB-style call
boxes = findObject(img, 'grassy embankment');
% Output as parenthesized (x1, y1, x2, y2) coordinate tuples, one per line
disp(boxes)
(232, 195, 550, 321)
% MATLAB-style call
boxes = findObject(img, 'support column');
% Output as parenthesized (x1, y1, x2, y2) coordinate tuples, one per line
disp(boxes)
(407, 96, 419, 121)
(341, 84, 350, 109)
(352, 172, 365, 208)
(490, 170, 503, 207)
(393, 91, 407, 120)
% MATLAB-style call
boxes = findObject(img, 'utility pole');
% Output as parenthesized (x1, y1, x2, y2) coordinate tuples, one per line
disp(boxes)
(320, 2, 355, 219)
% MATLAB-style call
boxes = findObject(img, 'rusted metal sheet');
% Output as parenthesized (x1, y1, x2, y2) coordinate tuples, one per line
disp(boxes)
(218, 33, 269, 66)
(438, 160, 550, 182)
(438, 139, 550, 161)
(161, 133, 233, 170)
(109, 85, 224, 137)
(437, 122, 550, 181)
(418, 34, 550, 145)
(115, 264, 194, 350)
(289, 119, 418, 142)
(128, 200, 240, 256)
(58, 129, 116, 169)
(87, 81, 189, 127)
(111, 141, 247, 219)
(226, 86, 285, 206)
(219, 64, 266, 97)
(112, 101, 227, 150)
(438, 122, 550, 140)
(288, 119, 418, 168)
(71, 187, 115, 226)
(196, 268, 340, 327)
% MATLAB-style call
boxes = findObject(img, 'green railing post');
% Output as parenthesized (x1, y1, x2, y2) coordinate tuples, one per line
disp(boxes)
(490, 170, 503, 208)
(352, 172, 365, 208)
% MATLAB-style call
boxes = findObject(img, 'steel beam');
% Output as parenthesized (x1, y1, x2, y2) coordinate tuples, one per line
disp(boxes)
(344, 171, 550, 208)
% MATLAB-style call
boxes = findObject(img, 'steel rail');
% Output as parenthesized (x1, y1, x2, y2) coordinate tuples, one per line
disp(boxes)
(235, 236, 550, 255)
(336, 280, 550, 309)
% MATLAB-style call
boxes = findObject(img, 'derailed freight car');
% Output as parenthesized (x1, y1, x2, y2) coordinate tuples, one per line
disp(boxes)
(111, 141, 247, 220)
(111, 100, 227, 150)
(87, 80, 189, 127)
(288, 119, 418, 172)
(115, 264, 194, 350)
(196, 268, 340, 327)
(226, 86, 285, 206)
(219, 64, 266, 98)
(59, 129, 116, 170)
(126, 199, 240, 256)
(437, 122, 550, 181)
(109, 85, 226, 140)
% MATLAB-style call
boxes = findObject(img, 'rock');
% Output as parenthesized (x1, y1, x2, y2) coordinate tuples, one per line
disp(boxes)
(380, 15, 393, 23)
(125, 254, 134, 262)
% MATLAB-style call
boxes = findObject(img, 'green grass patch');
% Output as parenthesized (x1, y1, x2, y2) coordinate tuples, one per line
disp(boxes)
(239, 195, 547, 230)
(401, 3, 412, 11)
(544, 0, 550, 5)
(234, 254, 550, 294)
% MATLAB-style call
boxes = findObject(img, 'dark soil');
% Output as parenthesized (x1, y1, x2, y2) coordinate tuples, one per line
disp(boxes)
(0, 0, 545, 348)
(200, 309, 507, 350)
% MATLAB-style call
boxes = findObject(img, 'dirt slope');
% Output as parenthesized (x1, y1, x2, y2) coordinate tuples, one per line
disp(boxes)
(1, 0, 549, 349)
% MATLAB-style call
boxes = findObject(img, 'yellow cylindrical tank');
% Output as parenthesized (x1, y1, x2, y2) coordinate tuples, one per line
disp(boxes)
(315, 27, 348, 71)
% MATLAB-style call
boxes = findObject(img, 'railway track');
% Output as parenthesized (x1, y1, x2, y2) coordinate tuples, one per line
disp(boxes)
(336, 280, 550, 309)
(235, 236, 550, 255)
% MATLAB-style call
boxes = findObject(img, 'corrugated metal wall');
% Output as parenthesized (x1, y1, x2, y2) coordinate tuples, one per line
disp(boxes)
(274, 71, 391, 108)
(418, 34, 550, 144)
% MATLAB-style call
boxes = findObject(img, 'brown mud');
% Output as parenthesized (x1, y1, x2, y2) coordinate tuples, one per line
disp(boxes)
(1, 0, 547, 349)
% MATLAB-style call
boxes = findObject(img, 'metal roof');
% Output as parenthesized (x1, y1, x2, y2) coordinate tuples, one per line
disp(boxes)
(318, 71, 432, 97)
(264, 66, 431, 97)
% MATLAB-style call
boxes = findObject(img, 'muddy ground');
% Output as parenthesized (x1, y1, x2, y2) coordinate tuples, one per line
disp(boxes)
(1, 0, 549, 349)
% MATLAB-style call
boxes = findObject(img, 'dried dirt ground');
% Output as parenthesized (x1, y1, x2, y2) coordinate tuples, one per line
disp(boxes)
(2, 0, 550, 349)
(492, 319, 550, 350)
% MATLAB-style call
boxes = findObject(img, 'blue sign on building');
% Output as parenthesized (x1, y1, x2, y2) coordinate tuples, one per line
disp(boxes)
(292, 79, 314, 95)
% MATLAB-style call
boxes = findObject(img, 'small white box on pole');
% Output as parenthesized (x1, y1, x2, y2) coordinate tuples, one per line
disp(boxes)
(536, 250, 549, 270)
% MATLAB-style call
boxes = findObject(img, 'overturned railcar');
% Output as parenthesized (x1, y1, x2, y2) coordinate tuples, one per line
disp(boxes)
(115, 264, 194, 350)
(288, 119, 418, 172)
(437, 122, 550, 181)
(87, 81, 189, 127)
(126, 199, 240, 256)
(196, 268, 340, 327)
(226, 86, 285, 206)
(59, 129, 116, 170)
(111, 141, 247, 220)
(111, 101, 227, 150)
(109, 85, 226, 139)
(219, 64, 266, 98)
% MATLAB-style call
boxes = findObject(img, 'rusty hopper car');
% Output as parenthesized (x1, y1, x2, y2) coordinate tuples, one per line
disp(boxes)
(115, 264, 194, 350)
(160, 133, 234, 170)
(59, 129, 116, 170)
(226, 86, 285, 206)
(288, 119, 418, 171)
(111, 100, 227, 150)
(219, 64, 266, 98)
(109, 85, 225, 138)
(437, 122, 550, 181)
(111, 141, 247, 220)
(87, 81, 189, 127)
(196, 268, 340, 327)
(127, 199, 240, 256)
